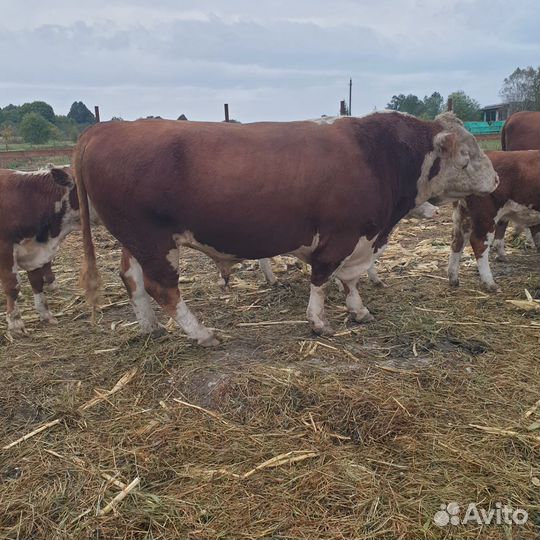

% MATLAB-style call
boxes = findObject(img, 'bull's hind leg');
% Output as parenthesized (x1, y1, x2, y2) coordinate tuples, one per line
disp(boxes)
(0, 244, 25, 335)
(448, 202, 471, 287)
(307, 235, 363, 335)
(27, 267, 57, 325)
(119, 248, 161, 335)
(132, 246, 218, 346)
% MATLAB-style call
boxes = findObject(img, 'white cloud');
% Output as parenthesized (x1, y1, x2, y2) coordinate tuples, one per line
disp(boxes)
(0, 0, 538, 121)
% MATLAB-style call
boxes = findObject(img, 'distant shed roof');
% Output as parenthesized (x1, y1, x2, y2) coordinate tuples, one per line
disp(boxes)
(480, 103, 508, 111)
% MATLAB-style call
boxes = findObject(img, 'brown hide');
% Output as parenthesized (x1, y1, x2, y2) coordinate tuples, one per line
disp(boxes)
(0, 167, 75, 245)
(463, 150, 539, 234)
(75, 114, 441, 287)
(501, 111, 540, 151)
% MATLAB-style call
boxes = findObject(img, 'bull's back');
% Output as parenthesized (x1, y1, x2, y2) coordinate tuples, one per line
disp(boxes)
(503, 112, 540, 151)
(76, 120, 373, 258)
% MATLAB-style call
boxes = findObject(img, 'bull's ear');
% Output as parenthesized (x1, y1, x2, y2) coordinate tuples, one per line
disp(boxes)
(50, 167, 74, 188)
(434, 131, 457, 158)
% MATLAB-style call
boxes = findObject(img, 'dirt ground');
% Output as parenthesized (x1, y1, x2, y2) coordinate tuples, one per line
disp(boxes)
(0, 157, 538, 539)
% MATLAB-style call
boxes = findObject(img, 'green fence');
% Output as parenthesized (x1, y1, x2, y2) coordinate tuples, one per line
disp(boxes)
(463, 121, 505, 135)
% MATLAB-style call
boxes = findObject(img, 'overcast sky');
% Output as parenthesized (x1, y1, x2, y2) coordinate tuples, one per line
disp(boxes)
(1, 0, 538, 122)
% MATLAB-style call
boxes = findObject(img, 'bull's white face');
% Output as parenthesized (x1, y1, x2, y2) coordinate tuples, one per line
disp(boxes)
(416, 113, 499, 205)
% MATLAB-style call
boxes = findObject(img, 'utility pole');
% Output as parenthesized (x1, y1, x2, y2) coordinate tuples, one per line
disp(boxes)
(348, 78, 352, 116)
(224, 103, 230, 122)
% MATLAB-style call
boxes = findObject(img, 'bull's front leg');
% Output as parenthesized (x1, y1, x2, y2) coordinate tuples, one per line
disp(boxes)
(306, 283, 333, 335)
(0, 244, 25, 335)
(26, 267, 58, 325)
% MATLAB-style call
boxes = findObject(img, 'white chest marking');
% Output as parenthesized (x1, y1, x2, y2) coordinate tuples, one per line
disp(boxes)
(334, 235, 378, 282)
(494, 200, 540, 228)
(14, 237, 63, 271)
(13, 201, 79, 272)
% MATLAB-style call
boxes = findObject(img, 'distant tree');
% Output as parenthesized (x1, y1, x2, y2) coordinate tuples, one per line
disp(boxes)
(19, 112, 52, 144)
(421, 92, 444, 119)
(49, 125, 62, 143)
(1, 125, 14, 150)
(386, 93, 425, 116)
(448, 91, 481, 121)
(67, 101, 96, 124)
(177, 114, 188, 121)
(19, 101, 55, 123)
(53, 115, 79, 139)
(110, 116, 124, 121)
(500, 66, 540, 112)
(0, 104, 22, 124)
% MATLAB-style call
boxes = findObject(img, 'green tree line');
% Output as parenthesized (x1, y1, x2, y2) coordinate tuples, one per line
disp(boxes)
(0, 100, 96, 147)
(385, 66, 539, 120)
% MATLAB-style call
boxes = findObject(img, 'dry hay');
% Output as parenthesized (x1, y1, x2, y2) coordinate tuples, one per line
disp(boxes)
(0, 198, 539, 538)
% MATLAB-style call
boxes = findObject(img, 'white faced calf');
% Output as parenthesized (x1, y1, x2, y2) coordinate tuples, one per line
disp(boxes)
(0, 167, 79, 334)
(448, 150, 539, 291)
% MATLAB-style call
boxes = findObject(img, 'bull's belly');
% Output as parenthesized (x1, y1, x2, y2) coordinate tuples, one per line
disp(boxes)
(495, 200, 540, 228)
(13, 237, 61, 271)
(172, 230, 321, 264)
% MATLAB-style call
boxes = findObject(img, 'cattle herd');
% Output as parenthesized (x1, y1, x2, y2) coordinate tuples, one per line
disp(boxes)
(1, 110, 539, 343)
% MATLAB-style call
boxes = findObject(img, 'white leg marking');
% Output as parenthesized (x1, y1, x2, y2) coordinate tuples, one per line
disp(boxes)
(258, 258, 277, 285)
(125, 257, 161, 334)
(34, 292, 57, 324)
(491, 237, 507, 261)
(307, 284, 332, 335)
(7, 304, 25, 334)
(447, 251, 462, 286)
(44, 279, 59, 292)
(341, 279, 374, 323)
(476, 239, 499, 292)
(174, 299, 218, 346)
(533, 231, 540, 249)
(527, 228, 537, 247)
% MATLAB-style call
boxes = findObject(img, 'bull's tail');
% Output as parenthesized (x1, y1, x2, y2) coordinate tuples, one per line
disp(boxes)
(500, 121, 507, 151)
(73, 142, 101, 322)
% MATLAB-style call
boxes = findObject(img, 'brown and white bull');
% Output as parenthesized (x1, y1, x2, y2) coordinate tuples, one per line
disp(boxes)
(448, 150, 539, 291)
(0, 166, 79, 334)
(74, 112, 498, 345)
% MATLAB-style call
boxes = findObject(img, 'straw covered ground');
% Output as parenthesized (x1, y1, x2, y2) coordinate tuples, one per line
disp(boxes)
(0, 158, 539, 539)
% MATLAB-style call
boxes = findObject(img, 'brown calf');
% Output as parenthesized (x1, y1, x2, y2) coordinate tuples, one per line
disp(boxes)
(448, 150, 539, 291)
(0, 166, 79, 334)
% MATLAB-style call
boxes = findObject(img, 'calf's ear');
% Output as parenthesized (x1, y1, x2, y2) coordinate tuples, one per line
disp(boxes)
(50, 167, 74, 188)
(434, 131, 457, 158)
